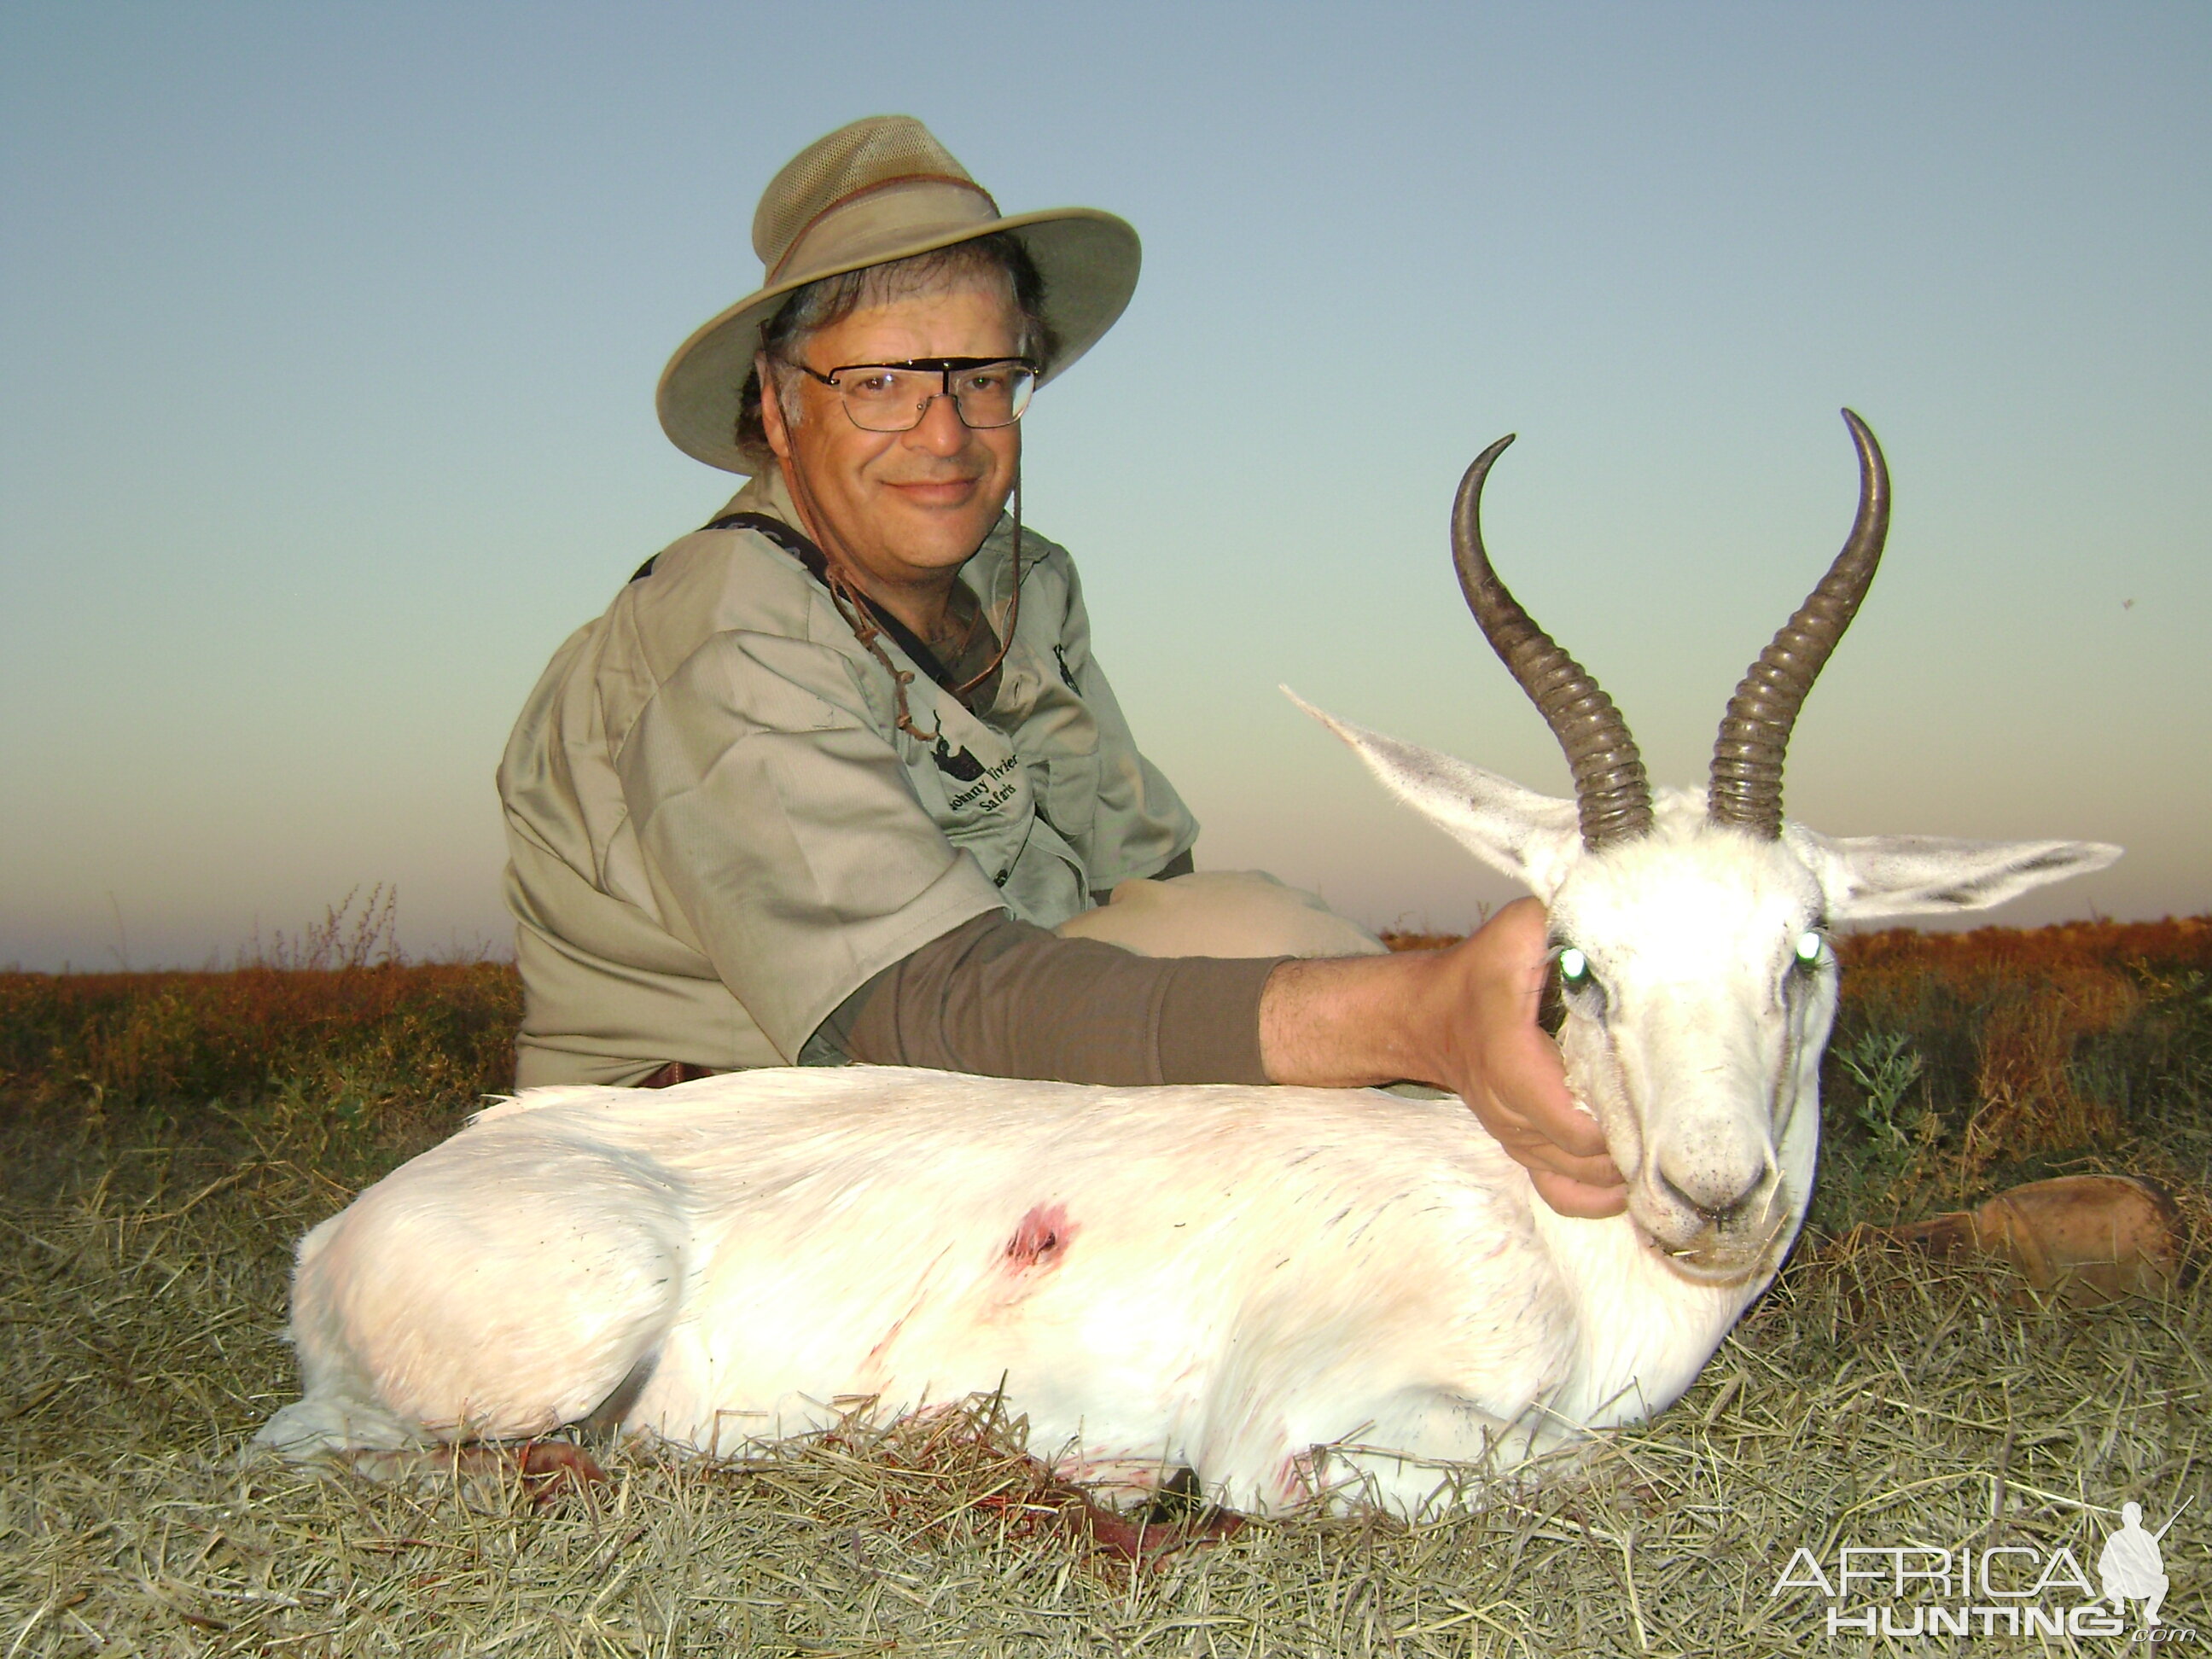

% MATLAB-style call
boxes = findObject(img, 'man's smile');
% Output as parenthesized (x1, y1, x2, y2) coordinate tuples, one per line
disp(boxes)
(884, 474, 984, 507)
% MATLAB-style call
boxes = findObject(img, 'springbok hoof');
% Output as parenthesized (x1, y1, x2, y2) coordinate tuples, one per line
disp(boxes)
(1887, 1174, 2186, 1305)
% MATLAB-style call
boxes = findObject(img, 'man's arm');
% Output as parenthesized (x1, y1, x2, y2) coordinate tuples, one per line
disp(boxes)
(824, 908, 1278, 1085)
(824, 895, 1625, 1217)
(1259, 898, 1625, 1218)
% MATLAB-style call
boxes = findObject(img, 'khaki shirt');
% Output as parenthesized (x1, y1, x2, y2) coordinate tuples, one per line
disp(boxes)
(498, 472, 1198, 1086)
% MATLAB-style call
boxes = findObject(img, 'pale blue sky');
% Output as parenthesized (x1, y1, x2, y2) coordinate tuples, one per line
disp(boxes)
(3, 3, 2206, 968)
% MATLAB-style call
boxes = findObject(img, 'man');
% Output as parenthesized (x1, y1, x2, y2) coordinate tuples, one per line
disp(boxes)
(498, 116, 1622, 1218)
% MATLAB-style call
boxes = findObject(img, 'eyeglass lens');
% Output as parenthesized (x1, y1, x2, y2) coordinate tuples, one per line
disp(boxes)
(832, 363, 1036, 431)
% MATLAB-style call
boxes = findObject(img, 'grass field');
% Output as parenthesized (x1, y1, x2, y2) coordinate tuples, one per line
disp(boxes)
(2, 918, 2206, 1655)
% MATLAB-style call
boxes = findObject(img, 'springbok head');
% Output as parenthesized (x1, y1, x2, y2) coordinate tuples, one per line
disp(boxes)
(1301, 412, 2120, 1284)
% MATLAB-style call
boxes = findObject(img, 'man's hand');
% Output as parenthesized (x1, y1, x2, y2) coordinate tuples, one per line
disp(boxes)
(1429, 899, 1624, 1217)
(1257, 897, 1627, 1219)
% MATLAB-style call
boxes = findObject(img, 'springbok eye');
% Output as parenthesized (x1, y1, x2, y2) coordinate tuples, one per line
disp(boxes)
(1559, 947, 1591, 987)
(1794, 931, 1824, 966)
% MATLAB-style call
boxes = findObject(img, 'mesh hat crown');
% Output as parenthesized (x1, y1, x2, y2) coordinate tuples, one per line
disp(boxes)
(658, 115, 1141, 474)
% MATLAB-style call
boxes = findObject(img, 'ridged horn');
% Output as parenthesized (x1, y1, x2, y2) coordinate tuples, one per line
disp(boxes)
(1452, 434, 1653, 848)
(1708, 410, 1889, 838)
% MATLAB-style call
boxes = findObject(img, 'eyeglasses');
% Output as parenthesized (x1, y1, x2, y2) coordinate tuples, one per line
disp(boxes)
(792, 357, 1039, 432)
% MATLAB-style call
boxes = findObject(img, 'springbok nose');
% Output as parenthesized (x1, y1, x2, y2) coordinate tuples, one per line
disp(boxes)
(1656, 1153, 1770, 1225)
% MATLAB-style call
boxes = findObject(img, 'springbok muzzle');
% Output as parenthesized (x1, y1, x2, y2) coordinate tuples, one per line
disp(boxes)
(1644, 1135, 1790, 1279)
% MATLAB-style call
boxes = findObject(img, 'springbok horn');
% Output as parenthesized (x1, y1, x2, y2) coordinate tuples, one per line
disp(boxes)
(1452, 434, 1654, 847)
(1708, 410, 1890, 839)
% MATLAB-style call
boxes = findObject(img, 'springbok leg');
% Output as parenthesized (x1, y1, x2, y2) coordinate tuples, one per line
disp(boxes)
(266, 1131, 688, 1454)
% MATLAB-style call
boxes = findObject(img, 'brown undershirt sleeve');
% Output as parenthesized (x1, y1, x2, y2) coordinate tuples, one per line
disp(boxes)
(814, 911, 1283, 1086)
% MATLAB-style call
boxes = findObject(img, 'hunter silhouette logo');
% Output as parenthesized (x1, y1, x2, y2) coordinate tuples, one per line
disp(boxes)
(930, 736, 986, 783)
(2103, 1499, 2189, 1633)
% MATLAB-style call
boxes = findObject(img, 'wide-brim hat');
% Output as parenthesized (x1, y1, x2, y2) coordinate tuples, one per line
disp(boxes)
(658, 115, 1141, 474)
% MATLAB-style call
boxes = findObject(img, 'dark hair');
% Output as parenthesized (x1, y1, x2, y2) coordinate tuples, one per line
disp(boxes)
(734, 230, 1057, 466)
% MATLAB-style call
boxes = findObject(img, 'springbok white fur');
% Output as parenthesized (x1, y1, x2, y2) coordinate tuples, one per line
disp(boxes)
(259, 425, 2119, 1518)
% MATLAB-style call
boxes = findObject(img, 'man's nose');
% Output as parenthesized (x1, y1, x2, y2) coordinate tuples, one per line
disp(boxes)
(904, 389, 975, 456)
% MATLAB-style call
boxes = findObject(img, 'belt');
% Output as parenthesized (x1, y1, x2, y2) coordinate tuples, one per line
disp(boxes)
(635, 1061, 719, 1090)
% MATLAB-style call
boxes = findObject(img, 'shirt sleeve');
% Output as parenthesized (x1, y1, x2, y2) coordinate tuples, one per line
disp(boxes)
(617, 625, 1006, 1062)
(822, 912, 1282, 1086)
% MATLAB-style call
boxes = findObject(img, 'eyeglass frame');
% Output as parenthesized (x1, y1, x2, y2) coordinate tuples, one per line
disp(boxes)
(788, 356, 1040, 432)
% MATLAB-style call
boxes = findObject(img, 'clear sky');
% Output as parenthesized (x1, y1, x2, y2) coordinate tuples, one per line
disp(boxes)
(3, 3, 2206, 969)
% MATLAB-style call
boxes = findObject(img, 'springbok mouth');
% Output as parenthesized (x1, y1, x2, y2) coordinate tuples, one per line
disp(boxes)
(1654, 1244, 1767, 1288)
(1634, 1220, 1789, 1288)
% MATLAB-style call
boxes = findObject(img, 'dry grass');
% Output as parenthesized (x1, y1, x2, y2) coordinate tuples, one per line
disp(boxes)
(3, 920, 2208, 1655)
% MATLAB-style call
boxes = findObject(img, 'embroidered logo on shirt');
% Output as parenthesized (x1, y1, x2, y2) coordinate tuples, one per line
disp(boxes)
(946, 753, 1021, 816)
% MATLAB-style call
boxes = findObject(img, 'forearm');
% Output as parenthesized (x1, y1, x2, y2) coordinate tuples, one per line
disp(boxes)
(1260, 898, 1626, 1216)
(1256, 950, 1459, 1088)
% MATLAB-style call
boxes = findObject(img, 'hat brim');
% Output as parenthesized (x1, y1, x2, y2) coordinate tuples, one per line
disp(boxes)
(656, 207, 1140, 474)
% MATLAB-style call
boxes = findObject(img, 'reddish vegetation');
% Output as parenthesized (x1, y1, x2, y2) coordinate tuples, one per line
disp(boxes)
(5, 918, 2202, 1113)
(1386, 915, 2212, 973)
(1834, 915, 2212, 976)
(0, 962, 519, 1122)
(3, 916, 2203, 1202)
(1833, 917, 2212, 1180)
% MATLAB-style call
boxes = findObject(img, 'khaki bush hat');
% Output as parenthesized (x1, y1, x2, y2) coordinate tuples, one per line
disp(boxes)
(658, 115, 1142, 474)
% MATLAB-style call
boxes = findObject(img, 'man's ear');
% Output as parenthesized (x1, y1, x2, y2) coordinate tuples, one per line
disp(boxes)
(1285, 689, 1583, 899)
(1784, 825, 2123, 920)
(756, 352, 794, 462)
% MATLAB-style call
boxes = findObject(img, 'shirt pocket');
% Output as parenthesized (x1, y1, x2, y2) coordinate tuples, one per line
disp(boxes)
(1003, 663, 1101, 848)
(909, 697, 1034, 888)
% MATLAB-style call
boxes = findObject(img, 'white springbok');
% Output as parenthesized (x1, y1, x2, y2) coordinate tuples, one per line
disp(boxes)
(259, 413, 2117, 1518)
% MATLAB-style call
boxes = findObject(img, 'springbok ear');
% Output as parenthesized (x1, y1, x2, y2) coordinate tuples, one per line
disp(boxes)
(1784, 827, 2123, 921)
(1285, 688, 1584, 899)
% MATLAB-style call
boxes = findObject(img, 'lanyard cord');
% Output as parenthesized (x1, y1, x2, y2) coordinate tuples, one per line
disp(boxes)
(826, 563, 941, 744)
(950, 472, 1022, 697)
(698, 471, 1025, 745)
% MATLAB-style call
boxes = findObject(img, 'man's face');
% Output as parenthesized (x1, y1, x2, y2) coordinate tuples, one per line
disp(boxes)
(761, 281, 1022, 598)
